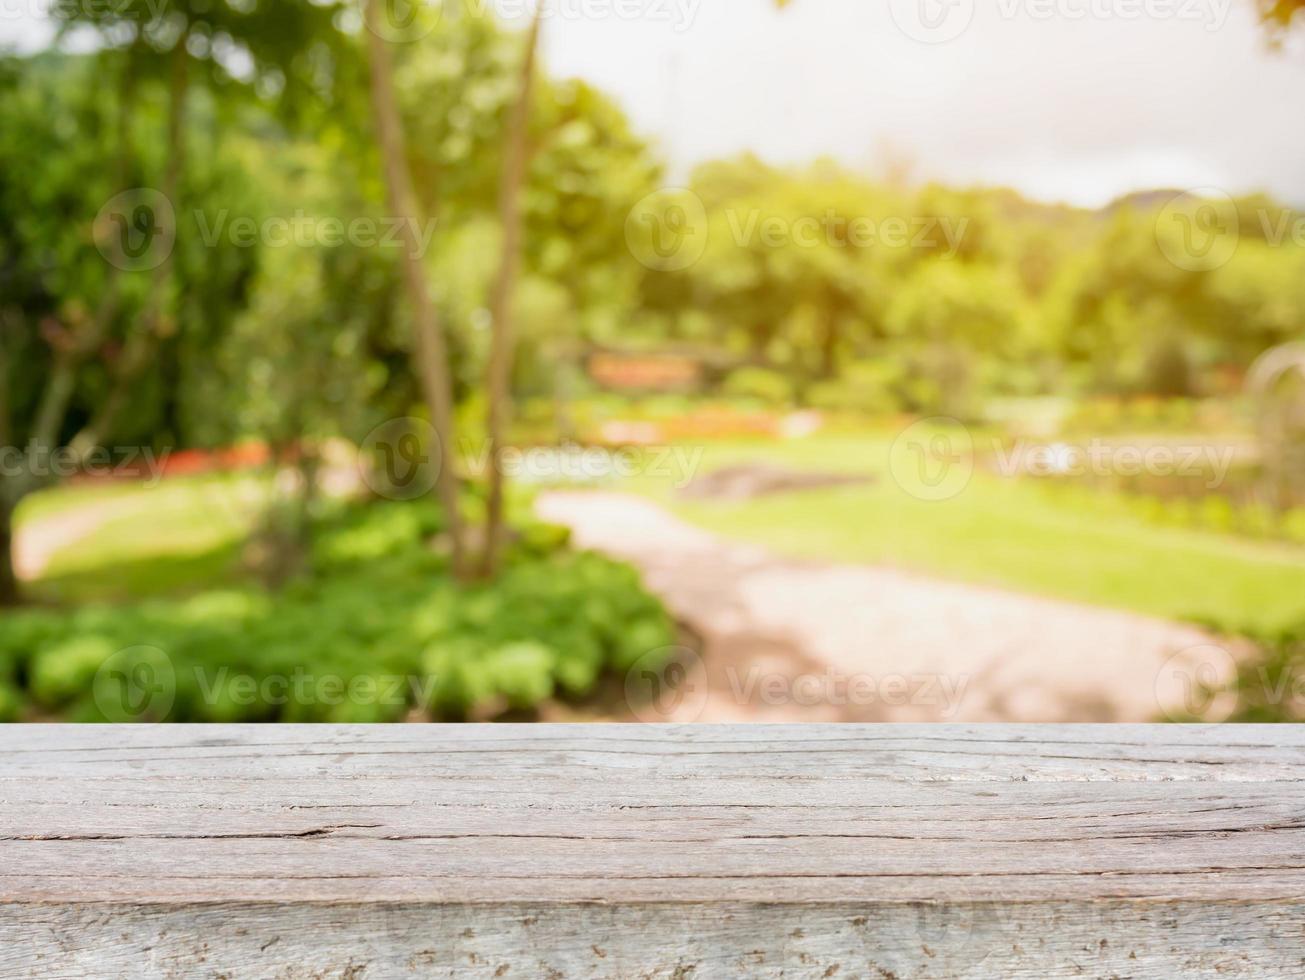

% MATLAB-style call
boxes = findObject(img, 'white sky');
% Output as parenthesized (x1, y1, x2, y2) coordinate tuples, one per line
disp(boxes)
(6, 1, 1305, 207)
(536, 0, 1305, 207)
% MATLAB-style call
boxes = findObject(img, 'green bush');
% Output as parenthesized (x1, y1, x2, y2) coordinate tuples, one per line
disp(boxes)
(720, 367, 795, 406)
(806, 360, 903, 417)
(0, 499, 676, 722)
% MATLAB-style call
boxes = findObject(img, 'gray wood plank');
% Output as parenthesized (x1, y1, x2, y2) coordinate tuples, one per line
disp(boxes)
(1, 724, 1303, 978)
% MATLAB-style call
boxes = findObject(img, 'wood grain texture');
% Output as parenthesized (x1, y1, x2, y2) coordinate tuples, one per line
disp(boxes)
(1, 724, 1303, 978)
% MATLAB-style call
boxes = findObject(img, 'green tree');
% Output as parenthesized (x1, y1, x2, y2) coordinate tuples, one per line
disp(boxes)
(364, 0, 469, 577)
(0, 50, 263, 603)
(482, 9, 543, 577)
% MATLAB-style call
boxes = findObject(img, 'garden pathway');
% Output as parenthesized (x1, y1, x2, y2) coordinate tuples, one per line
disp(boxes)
(12, 496, 144, 582)
(536, 490, 1225, 723)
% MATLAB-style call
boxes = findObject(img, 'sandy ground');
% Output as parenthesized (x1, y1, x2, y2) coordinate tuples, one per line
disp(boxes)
(537, 490, 1223, 723)
(12, 496, 147, 582)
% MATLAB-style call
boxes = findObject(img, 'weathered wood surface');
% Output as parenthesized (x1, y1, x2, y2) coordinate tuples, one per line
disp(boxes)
(1, 724, 1303, 978)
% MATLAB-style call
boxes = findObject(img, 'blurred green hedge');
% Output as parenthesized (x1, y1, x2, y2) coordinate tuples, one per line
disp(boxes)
(0, 499, 676, 722)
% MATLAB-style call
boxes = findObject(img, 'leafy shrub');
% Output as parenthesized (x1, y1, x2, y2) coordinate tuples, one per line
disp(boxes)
(806, 360, 903, 416)
(0, 499, 676, 722)
(0, 683, 21, 722)
(721, 367, 795, 406)
(1196, 619, 1305, 723)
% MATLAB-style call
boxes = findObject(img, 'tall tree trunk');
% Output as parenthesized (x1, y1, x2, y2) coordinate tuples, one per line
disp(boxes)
(365, 2, 467, 578)
(0, 323, 16, 606)
(294, 442, 320, 550)
(0, 495, 19, 608)
(480, 11, 542, 578)
(820, 290, 841, 380)
(80, 38, 142, 356)
(0, 314, 11, 451)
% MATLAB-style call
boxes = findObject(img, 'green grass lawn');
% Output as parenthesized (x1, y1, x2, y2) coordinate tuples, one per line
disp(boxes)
(15, 431, 1305, 635)
(16, 474, 269, 603)
(629, 430, 1305, 634)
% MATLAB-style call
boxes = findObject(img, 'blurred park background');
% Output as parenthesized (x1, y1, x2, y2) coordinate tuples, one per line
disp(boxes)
(2, 0, 1305, 724)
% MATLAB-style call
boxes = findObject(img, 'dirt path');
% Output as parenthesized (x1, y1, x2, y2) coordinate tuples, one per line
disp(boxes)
(537, 490, 1220, 723)
(12, 496, 150, 582)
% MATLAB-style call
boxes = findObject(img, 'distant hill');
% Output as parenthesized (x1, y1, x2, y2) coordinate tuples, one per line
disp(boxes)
(1100, 189, 1191, 215)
